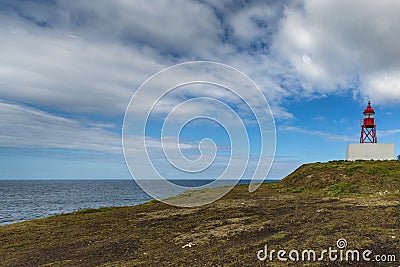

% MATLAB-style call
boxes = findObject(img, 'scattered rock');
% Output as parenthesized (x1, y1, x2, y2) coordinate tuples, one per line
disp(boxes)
(182, 242, 196, 248)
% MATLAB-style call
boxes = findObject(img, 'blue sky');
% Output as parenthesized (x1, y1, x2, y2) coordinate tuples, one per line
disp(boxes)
(1, 0, 400, 180)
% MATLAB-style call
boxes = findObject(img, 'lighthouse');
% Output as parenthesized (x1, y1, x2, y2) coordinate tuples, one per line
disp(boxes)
(360, 101, 377, 143)
(346, 101, 394, 160)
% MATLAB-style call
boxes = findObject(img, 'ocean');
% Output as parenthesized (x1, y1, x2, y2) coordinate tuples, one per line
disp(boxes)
(0, 179, 266, 225)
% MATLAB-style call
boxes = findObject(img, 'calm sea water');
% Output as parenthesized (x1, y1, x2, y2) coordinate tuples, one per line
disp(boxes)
(0, 179, 264, 225)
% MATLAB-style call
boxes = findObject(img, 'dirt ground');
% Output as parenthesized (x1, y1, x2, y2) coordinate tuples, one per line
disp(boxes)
(1, 161, 399, 266)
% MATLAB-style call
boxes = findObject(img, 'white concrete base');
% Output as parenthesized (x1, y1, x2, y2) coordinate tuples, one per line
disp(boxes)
(346, 143, 395, 161)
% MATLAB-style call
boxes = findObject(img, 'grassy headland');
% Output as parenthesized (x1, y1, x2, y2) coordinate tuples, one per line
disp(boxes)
(1, 160, 399, 266)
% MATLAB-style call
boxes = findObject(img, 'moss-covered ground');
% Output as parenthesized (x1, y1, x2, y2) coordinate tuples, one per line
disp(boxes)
(1, 160, 399, 266)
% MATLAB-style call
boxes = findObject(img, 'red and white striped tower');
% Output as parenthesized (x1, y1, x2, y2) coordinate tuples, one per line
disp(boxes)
(360, 101, 377, 143)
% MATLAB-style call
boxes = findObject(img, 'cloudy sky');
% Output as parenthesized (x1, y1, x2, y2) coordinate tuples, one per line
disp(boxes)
(1, 0, 400, 179)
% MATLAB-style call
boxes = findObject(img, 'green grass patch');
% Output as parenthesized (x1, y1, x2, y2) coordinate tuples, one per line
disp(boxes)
(74, 207, 115, 214)
(5, 242, 26, 249)
(285, 186, 306, 193)
(270, 231, 290, 240)
(326, 182, 358, 196)
(346, 165, 363, 176)
(368, 227, 382, 233)
(144, 199, 160, 204)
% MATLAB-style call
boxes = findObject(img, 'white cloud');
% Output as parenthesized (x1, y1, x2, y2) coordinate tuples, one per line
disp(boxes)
(0, 102, 121, 152)
(273, 0, 400, 102)
(363, 71, 400, 104)
(228, 4, 278, 44)
(279, 125, 354, 142)
(3, 0, 400, 120)
(0, 0, 295, 121)
(377, 128, 400, 137)
(63, 0, 224, 57)
(0, 22, 164, 115)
